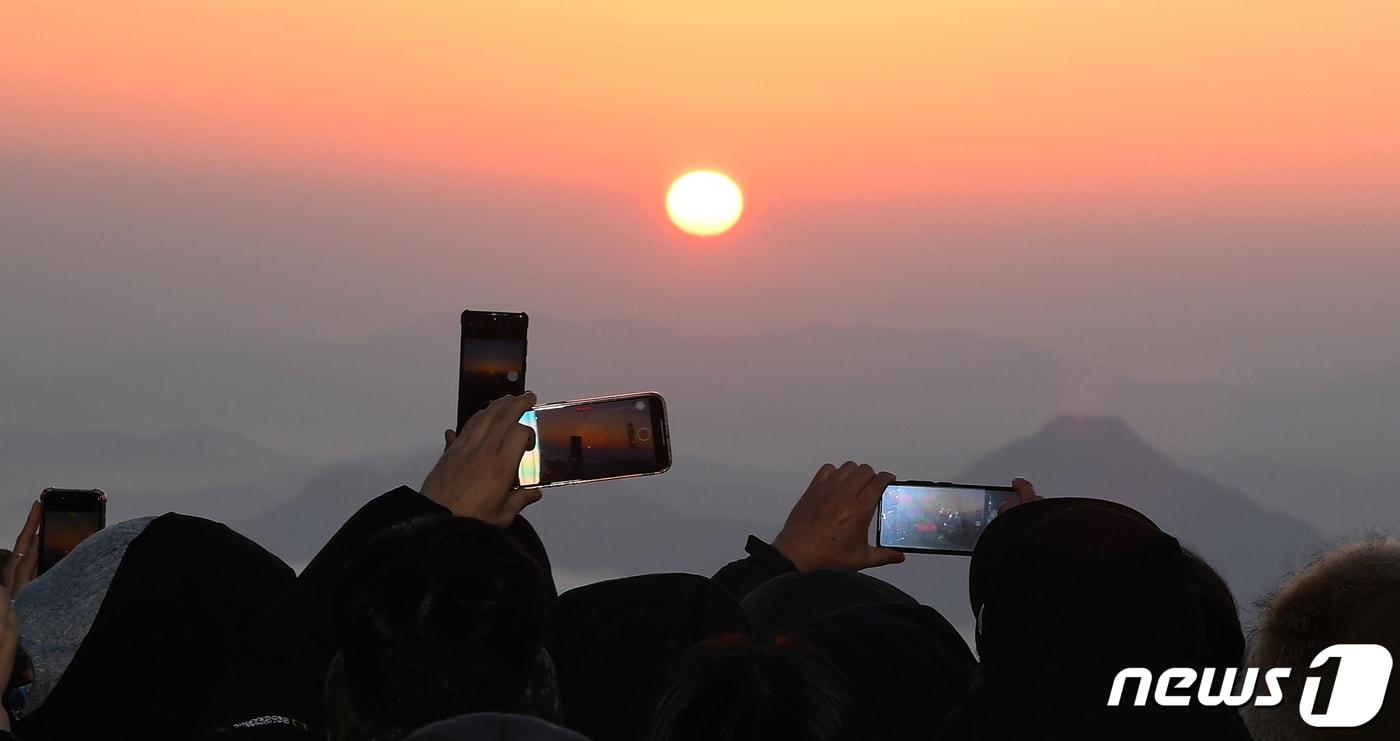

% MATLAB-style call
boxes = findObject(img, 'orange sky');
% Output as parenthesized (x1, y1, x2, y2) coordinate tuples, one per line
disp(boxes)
(4, 1, 1399, 209)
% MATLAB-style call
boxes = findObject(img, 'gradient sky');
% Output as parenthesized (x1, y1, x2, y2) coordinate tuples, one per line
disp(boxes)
(7, 2, 1399, 201)
(8, 2, 1400, 603)
(4, 2, 1400, 388)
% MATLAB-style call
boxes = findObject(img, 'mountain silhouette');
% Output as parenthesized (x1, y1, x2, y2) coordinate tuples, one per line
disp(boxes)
(0, 426, 305, 525)
(227, 413, 1325, 644)
(956, 414, 1325, 609)
(234, 449, 767, 579)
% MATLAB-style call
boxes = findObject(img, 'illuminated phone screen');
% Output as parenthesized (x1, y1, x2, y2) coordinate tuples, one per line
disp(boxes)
(877, 484, 1015, 554)
(39, 509, 103, 573)
(457, 312, 528, 430)
(517, 395, 669, 487)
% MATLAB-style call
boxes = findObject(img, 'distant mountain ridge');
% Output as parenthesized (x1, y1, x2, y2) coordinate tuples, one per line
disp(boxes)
(957, 414, 1324, 609)
(222, 413, 1327, 641)
(7, 315, 1400, 480)
(0, 426, 306, 525)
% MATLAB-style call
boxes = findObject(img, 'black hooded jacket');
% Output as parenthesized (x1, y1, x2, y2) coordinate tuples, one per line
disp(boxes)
(549, 564, 978, 741)
(938, 498, 1253, 740)
(202, 486, 556, 740)
(12, 514, 294, 741)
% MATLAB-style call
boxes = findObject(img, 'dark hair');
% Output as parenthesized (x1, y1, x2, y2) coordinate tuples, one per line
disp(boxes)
(649, 634, 875, 741)
(1180, 547, 1245, 668)
(329, 516, 553, 740)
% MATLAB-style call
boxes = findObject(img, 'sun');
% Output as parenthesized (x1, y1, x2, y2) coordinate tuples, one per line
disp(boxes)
(666, 170, 743, 237)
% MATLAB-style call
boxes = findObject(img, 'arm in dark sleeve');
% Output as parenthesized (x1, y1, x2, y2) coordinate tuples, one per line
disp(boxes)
(711, 535, 799, 600)
(203, 486, 448, 739)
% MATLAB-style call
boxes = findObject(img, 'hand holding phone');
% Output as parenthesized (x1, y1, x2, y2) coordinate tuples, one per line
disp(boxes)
(37, 488, 106, 575)
(517, 392, 672, 488)
(3, 501, 42, 592)
(423, 393, 542, 527)
(457, 310, 529, 432)
(876, 480, 1037, 555)
(770, 462, 906, 572)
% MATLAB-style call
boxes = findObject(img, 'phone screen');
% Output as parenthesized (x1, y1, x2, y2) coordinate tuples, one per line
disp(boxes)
(518, 394, 671, 487)
(457, 311, 528, 431)
(877, 483, 1015, 554)
(39, 491, 106, 574)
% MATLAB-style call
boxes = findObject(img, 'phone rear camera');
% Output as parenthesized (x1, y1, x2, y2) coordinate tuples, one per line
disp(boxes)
(637, 427, 651, 441)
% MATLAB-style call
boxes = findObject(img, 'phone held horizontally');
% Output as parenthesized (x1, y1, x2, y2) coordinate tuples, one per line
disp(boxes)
(876, 481, 1017, 555)
(517, 392, 672, 489)
(457, 310, 529, 432)
(38, 487, 107, 574)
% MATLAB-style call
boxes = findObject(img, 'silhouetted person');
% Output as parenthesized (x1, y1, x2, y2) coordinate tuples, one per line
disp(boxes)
(327, 516, 557, 740)
(649, 634, 874, 741)
(10, 513, 293, 740)
(941, 497, 1252, 740)
(1181, 546, 1246, 668)
(203, 393, 548, 740)
(647, 464, 976, 741)
(547, 574, 750, 741)
(1244, 538, 1400, 740)
(548, 462, 912, 741)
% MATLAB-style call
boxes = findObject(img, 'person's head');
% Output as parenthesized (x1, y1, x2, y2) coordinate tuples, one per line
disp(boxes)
(1244, 538, 1400, 741)
(1180, 547, 1245, 668)
(970, 498, 1204, 676)
(942, 499, 1256, 739)
(649, 634, 873, 741)
(328, 515, 556, 741)
(739, 569, 916, 635)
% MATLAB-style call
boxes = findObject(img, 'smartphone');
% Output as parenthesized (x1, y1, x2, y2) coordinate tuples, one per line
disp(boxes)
(457, 310, 529, 431)
(518, 392, 672, 488)
(38, 487, 107, 574)
(876, 481, 1017, 555)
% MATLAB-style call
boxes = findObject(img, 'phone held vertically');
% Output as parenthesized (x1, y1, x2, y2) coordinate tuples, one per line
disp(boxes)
(518, 392, 672, 488)
(876, 481, 1017, 555)
(38, 487, 107, 574)
(457, 310, 529, 431)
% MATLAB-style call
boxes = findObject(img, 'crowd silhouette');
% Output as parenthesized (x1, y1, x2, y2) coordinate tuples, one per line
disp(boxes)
(2, 389, 1398, 740)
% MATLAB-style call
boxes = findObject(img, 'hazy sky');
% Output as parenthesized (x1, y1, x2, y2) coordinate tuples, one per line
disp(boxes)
(7, 5, 1400, 614)
(4, 1, 1400, 388)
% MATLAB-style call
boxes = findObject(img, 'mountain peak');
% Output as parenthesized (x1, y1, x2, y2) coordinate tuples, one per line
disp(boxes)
(960, 413, 1176, 485)
(1037, 414, 1142, 443)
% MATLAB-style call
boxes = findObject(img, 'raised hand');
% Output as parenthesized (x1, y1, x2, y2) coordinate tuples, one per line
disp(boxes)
(771, 461, 906, 572)
(421, 393, 542, 527)
(3, 500, 42, 593)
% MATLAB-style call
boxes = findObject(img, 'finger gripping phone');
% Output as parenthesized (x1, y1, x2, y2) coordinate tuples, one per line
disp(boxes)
(457, 310, 529, 431)
(38, 487, 107, 574)
(517, 392, 672, 488)
(876, 481, 1016, 555)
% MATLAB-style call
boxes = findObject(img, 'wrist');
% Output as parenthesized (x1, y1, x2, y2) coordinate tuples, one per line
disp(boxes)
(770, 535, 814, 571)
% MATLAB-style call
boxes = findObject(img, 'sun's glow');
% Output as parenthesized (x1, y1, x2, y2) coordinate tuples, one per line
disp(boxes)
(666, 171, 743, 237)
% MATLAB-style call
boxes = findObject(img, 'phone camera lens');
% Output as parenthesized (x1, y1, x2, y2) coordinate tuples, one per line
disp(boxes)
(637, 427, 651, 441)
